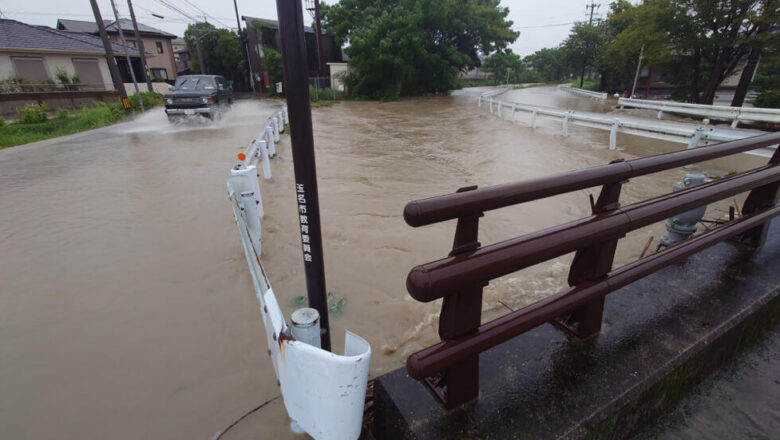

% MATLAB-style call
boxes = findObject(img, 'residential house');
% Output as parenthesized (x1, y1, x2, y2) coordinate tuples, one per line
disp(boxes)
(57, 18, 177, 83)
(0, 18, 138, 90)
(171, 38, 191, 75)
(241, 16, 345, 92)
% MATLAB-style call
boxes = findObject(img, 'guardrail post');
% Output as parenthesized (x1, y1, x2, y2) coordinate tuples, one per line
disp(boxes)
(531, 108, 537, 128)
(497, 101, 502, 117)
(477, 95, 482, 107)
(259, 139, 272, 179)
(230, 164, 263, 255)
(739, 148, 780, 247)
(272, 116, 281, 142)
(265, 127, 276, 156)
(731, 111, 741, 129)
(511, 104, 517, 122)
(554, 169, 624, 340)
(423, 185, 484, 410)
(609, 119, 619, 150)
(687, 126, 704, 150)
(489, 98, 493, 113)
(563, 111, 571, 137)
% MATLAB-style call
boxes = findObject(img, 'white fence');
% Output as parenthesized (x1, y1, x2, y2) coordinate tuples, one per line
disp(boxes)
(558, 84, 608, 101)
(480, 96, 777, 157)
(618, 97, 780, 128)
(224, 106, 371, 440)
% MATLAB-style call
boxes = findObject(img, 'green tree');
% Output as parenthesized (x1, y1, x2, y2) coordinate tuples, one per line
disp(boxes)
(184, 22, 246, 88)
(482, 49, 541, 84)
(524, 47, 569, 83)
(321, 0, 518, 100)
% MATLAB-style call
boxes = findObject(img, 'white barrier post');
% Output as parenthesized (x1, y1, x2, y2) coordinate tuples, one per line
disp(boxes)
(531, 108, 537, 128)
(687, 126, 704, 150)
(511, 104, 517, 122)
(265, 127, 276, 156)
(562, 111, 571, 137)
(290, 308, 321, 348)
(478, 95, 482, 107)
(230, 165, 263, 255)
(258, 139, 272, 179)
(272, 117, 281, 142)
(282, 106, 289, 124)
(497, 101, 502, 117)
(489, 98, 493, 113)
(609, 119, 619, 150)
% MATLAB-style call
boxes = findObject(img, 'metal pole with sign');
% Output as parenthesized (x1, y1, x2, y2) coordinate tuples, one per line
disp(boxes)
(275, 0, 331, 351)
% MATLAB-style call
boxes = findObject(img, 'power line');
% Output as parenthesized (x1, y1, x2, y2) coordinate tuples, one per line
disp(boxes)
(176, 0, 232, 29)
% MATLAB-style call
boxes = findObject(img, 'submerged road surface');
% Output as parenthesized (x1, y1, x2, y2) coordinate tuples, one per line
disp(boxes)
(0, 89, 765, 438)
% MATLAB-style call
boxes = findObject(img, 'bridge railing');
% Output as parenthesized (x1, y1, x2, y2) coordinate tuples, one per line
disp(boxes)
(402, 133, 780, 410)
(618, 97, 780, 128)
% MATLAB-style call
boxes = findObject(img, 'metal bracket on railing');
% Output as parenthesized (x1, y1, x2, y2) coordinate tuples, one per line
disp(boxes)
(423, 185, 484, 410)
(554, 168, 625, 340)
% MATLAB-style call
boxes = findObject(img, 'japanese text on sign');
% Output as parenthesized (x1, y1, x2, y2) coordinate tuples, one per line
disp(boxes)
(297, 183, 313, 263)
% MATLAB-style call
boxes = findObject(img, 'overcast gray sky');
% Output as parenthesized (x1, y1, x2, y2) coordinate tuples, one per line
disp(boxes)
(3, 0, 611, 57)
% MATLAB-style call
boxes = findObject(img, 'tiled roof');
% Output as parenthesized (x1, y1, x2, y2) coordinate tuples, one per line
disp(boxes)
(0, 19, 140, 55)
(56, 18, 176, 38)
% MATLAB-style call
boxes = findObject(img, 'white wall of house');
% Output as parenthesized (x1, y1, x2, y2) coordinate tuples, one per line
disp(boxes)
(123, 81, 170, 96)
(328, 62, 348, 92)
(110, 35, 177, 81)
(0, 51, 114, 90)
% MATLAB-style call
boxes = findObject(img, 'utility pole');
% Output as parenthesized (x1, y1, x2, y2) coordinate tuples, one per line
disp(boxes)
(276, 0, 332, 351)
(109, 0, 143, 112)
(580, 1, 600, 88)
(232, 0, 255, 92)
(630, 44, 644, 99)
(193, 27, 206, 73)
(89, 0, 132, 116)
(127, 0, 153, 92)
(305, 0, 324, 77)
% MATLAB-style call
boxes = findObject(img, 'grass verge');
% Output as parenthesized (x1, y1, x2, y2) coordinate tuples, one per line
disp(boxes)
(0, 92, 163, 150)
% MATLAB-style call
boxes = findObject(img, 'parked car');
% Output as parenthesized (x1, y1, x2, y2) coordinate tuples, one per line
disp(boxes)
(164, 75, 232, 121)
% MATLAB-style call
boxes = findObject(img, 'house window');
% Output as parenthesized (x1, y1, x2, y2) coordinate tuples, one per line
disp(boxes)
(11, 56, 47, 82)
(151, 68, 168, 80)
(127, 40, 137, 49)
(156, 41, 164, 54)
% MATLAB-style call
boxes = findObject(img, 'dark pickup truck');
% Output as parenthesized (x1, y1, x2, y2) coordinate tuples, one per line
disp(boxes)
(164, 75, 232, 121)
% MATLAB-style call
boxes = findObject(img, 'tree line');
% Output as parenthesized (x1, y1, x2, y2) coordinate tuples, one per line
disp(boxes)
(523, 0, 779, 107)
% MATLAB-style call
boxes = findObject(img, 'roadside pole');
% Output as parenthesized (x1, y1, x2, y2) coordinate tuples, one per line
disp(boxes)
(126, 0, 154, 92)
(89, 0, 132, 116)
(232, 0, 256, 93)
(275, 0, 331, 351)
(194, 28, 206, 74)
(109, 0, 143, 112)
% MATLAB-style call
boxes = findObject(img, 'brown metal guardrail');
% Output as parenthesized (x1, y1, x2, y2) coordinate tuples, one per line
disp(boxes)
(403, 133, 780, 410)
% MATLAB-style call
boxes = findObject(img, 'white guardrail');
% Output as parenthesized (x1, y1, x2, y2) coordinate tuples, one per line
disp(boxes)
(618, 97, 780, 128)
(224, 106, 371, 440)
(558, 83, 608, 101)
(477, 93, 777, 157)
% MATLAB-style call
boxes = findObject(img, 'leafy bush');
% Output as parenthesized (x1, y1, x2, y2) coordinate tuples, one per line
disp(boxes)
(56, 108, 69, 119)
(128, 92, 164, 111)
(17, 103, 48, 124)
(309, 85, 343, 101)
(0, 117, 5, 127)
(753, 90, 780, 109)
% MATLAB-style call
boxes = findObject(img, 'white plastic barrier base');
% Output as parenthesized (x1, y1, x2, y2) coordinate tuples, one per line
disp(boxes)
(262, 289, 371, 440)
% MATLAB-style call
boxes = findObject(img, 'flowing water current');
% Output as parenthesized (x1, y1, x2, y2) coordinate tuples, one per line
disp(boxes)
(0, 87, 768, 439)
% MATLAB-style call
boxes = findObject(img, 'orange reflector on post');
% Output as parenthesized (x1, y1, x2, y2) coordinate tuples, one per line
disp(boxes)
(238, 153, 247, 161)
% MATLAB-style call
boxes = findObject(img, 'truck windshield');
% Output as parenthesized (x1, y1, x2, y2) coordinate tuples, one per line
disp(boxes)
(174, 77, 216, 91)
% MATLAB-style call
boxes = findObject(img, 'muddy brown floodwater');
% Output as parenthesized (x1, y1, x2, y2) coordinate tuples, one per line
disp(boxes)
(0, 87, 765, 439)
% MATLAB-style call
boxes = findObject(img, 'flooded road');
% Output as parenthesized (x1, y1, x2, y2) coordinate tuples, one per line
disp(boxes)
(0, 88, 765, 439)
